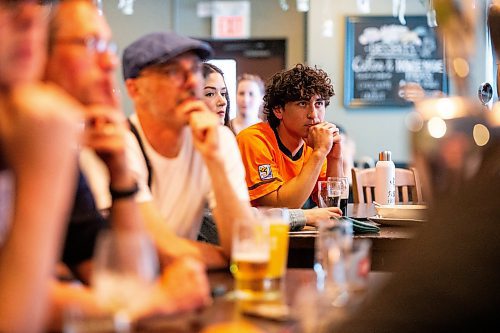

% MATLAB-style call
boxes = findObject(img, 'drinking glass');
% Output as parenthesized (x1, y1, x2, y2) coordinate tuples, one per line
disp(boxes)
(230, 216, 270, 300)
(91, 229, 159, 324)
(314, 219, 353, 307)
(328, 176, 349, 216)
(345, 239, 372, 292)
(317, 180, 342, 208)
(256, 207, 290, 299)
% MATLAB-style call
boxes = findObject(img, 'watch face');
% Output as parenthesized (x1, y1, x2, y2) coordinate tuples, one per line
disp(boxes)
(478, 82, 493, 105)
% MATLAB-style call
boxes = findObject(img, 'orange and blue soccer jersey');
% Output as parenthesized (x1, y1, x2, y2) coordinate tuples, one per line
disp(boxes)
(236, 122, 327, 205)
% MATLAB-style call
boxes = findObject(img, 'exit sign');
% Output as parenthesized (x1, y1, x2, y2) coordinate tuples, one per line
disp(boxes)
(212, 1, 250, 39)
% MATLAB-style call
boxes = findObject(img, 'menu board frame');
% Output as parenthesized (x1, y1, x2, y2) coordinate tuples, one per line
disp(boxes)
(344, 15, 448, 108)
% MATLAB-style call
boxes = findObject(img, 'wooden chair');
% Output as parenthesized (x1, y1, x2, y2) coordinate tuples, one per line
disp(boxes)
(351, 167, 423, 204)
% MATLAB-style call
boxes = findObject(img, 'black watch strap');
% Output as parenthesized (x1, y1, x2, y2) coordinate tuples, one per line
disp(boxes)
(109, 182, 139, 201)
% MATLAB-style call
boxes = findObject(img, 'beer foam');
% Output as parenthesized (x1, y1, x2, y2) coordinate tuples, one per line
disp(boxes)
(269, 218, 288, 225)
(232, 251, 269, 263)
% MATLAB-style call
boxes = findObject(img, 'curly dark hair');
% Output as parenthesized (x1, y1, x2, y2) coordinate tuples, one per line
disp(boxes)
(263, 64, 335, 128)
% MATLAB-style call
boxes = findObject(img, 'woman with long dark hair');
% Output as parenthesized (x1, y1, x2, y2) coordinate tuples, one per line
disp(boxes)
(202, 63, 231, 127)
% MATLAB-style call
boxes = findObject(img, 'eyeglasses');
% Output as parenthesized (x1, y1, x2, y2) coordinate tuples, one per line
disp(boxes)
(55, 36, 118, 55)
(0, 0, 55, 17)
(144, 62, 203, 86)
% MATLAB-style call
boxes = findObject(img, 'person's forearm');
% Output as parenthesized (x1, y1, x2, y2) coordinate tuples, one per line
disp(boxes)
(257, 150, 326, 208)
(326, 156, 343, 178)
(204, 157, 253, 258)
(193, 242, 228, 269)
(47, 280, 100, 332)
(108, 191, 143, 232)
(138, 202, 227, 269)
(0, 174, 76, 333)
(107, 160, 144, 232)
(289, 209, 306, 231)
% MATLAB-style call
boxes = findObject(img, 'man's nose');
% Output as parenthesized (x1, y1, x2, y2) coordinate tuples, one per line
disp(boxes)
(15, 3, 42, 28)
(97, 51, 118, 71)
(183, 70, 201, 90)
(307, 105, 319, 119)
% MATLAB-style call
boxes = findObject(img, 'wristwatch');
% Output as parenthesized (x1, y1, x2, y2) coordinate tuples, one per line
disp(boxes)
(109, 182, 139, 201)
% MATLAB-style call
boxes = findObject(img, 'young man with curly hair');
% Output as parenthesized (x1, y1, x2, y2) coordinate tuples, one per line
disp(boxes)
(236, 64, 344, 216)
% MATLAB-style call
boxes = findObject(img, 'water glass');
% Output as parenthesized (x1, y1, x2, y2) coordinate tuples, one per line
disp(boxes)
(91, 229, 159, 321)
(317, 180, 342, 208)
(314, 219, 353, 307)
(328, 176, 349, 216)
(63, 308, 123, 333)
(345, 239, 372, 292)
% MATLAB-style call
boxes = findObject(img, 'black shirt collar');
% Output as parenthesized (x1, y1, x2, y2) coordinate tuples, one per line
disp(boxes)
(272, 126, 304, 161)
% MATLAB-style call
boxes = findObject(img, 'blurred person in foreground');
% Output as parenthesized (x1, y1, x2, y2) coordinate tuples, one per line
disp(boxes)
(329, 6, 500, 329)
(0, 0, 83, 331)
(488, 1, 500, 98)
(236, 64, 344, 213)
(45, 0, 211, 304)
(43, 0, 210, 328)
(202, 63, 348, 229)
(331, 119, 500, 332)
(328, 167, 500, 332)
(81, 31, 254, 268)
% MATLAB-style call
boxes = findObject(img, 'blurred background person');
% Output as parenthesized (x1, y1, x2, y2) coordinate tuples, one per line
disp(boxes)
(231, 73, 265, 135)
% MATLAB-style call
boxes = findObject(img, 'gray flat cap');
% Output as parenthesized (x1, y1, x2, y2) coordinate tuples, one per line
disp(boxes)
(122, 31, 213, 80)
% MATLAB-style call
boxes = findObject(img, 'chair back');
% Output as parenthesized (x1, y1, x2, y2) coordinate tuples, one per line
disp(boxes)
(351, 167, 423, 204)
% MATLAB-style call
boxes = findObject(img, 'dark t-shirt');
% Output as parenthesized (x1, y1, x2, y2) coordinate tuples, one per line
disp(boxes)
(61, 171, 108, 269)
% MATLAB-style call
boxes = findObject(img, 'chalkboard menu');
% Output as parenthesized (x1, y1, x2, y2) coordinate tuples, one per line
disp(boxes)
(344, 16, 448, 108)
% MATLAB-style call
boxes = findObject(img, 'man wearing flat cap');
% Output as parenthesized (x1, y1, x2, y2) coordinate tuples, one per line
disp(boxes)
(84, 31, 252, 267)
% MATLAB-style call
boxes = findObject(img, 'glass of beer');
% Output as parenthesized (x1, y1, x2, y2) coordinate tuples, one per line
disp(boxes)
(230, 216, 270, 300)
(327, 176, 349, 216)
(317, 180, 342, 208)
(257, 207, 290, 299)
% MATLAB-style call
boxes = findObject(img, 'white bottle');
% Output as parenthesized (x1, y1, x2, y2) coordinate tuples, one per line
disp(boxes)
(375, 151, 396, 205)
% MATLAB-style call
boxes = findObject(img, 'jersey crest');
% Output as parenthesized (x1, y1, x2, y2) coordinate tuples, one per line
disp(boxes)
(258, 164, 273, 180)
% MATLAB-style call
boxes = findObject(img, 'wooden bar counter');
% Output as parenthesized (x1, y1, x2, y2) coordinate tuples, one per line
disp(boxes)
(288, 203, 420, 271)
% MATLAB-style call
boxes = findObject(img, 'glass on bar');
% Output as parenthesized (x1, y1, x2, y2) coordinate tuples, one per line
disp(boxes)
(230, 216, 270, 300)
(318, 179, 342, 209)
(327, 176, 349, 216)
(258, 207, 290, 300)
(229, 207, 290, 301)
